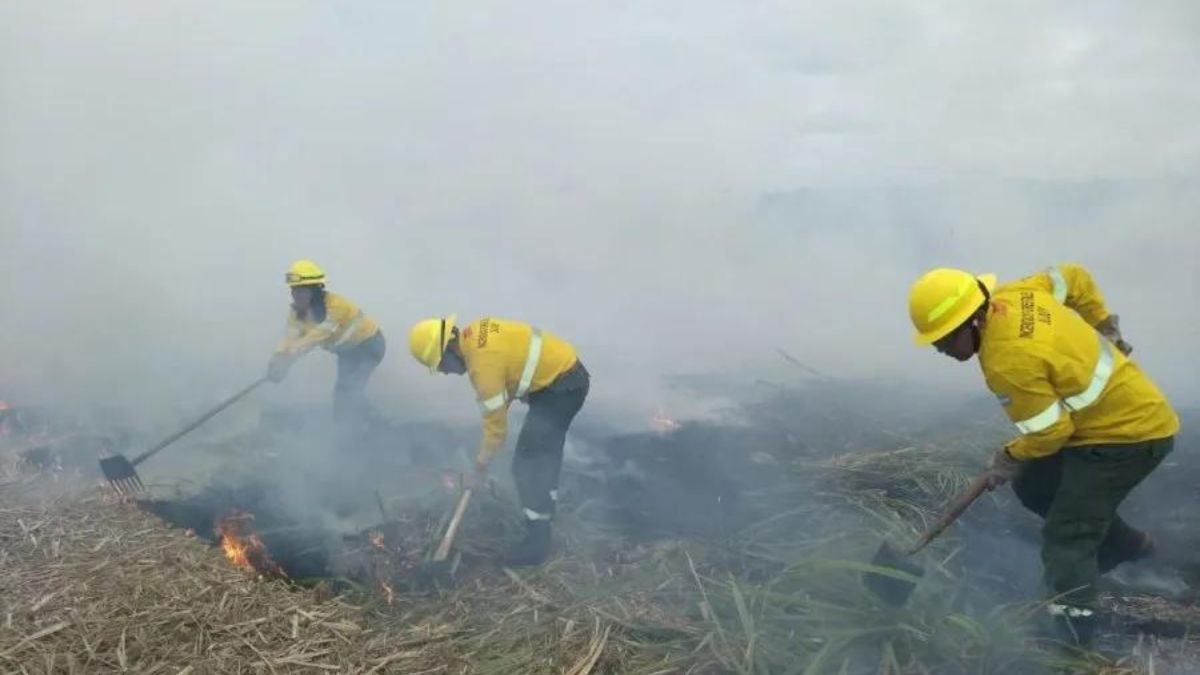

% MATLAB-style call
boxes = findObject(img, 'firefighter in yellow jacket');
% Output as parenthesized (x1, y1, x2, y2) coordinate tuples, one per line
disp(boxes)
(268, 260, 386, 430)
(908, 263, 1179, 644)
(408, 315, 589, 566)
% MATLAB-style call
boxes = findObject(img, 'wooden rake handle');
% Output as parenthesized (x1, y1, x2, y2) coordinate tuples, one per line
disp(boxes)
(433, 487, 473, 562)
(129, 377, 269, 467)
(907, 474, 991, 555)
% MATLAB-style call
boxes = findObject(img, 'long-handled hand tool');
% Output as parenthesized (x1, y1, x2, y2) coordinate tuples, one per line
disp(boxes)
(863, 473, 991, 606)
(99, 377, 269, 494)
(419, 486, 474, 588)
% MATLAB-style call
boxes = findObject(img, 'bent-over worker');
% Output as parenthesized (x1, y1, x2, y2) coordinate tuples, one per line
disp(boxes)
(268, 260, 386, 432)
(908, 263, 1179, 645)
(408, 315, 589, 566)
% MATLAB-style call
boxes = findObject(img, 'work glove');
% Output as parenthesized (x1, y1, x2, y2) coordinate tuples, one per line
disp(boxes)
(983, 447, 1022, 491)
(1096, 315, 1133, 356)
(267, 353, 292, 383)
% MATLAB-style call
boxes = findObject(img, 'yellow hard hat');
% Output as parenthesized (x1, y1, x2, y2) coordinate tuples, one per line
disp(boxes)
(409, 314, 457, 373)
(908, 268, 997, 345)
(285, 259, 326, 287)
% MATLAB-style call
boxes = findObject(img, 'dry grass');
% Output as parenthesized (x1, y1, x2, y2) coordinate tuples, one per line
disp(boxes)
(1, 487, 418, 673)
(2, 431, 1199, 674)
(0, 475, 681, 674)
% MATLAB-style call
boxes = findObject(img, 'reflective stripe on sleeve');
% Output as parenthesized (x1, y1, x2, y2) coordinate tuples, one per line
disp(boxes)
(1015, 401, 1063, 434)
(514, 329, 544, 399)
(1048, 266, 1067, 304)
(478, 392, 508, 414)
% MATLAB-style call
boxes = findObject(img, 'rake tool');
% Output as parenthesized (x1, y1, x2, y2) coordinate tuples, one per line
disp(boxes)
(99, 377, 268, 494)
(863, 473, 991, 606)
(419, 485, 474, 588)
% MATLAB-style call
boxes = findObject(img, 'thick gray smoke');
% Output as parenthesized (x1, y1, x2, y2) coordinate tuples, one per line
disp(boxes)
(2, 1, 1197, 438)
(3, 12, 1199, 672)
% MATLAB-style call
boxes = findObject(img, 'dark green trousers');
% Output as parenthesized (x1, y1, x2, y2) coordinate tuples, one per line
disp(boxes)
(513, 361, 589, 518)
(1011, 436, 1174, 608)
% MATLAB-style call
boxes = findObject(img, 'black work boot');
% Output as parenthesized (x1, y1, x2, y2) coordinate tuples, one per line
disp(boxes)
(505, 520, 551, 567)
(1124, 531, 1156, 564)
(1099, 530, 1158, 575)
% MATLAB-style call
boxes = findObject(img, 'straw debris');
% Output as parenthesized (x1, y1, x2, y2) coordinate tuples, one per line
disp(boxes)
(3, 410, 1200, 673)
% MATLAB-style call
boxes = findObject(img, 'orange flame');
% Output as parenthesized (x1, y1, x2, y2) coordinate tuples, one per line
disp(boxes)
(381, 582, 395, 605)
(214, 510, 287, 579)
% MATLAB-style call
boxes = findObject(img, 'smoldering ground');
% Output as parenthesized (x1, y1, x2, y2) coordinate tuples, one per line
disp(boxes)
(19, 370, 1200, 672)
(2, 1, 1200, 672)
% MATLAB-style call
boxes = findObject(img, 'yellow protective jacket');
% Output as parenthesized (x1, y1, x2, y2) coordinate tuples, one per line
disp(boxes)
(459, 318, 579, 465)
(980, 264, 1179, 461)
(276, 292, 380, 357)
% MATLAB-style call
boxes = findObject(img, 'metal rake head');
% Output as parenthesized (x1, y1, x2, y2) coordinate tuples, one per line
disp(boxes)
(863, 540, 925, 607)
(99, 454, 146, 495)
(417, 551, 462, 591)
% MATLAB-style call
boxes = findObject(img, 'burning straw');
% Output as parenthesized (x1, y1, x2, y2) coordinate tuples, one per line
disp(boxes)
(214, 509, 289, 580)
(2, 423, 1197, 673)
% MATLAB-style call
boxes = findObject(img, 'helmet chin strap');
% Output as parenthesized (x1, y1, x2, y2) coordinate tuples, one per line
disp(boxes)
(968, 293, 991, 355)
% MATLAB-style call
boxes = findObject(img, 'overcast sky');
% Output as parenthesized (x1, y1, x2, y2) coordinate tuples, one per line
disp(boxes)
(2, 1, 1197, 432)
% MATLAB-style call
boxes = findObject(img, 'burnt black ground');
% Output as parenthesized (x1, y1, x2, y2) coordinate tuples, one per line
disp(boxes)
(21, 379, 1199, 632)
(137, 481, 337, 580)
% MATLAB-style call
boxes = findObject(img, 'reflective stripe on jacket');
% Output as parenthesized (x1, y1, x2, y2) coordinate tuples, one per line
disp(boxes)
(980, 265, 1178, 460)
(1006, 263, 1113, 326)
(460, 317, 578, 464)
(276, 292, 380, 356)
